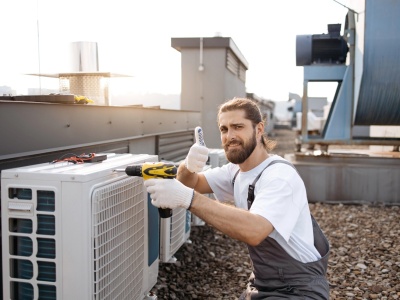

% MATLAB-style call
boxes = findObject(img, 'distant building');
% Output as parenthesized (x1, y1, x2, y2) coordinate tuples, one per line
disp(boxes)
(171, 36, 248, 148)
(0, 85, 13, 96)
(246, 93, 275, 133)
(28, 87, 58, 95)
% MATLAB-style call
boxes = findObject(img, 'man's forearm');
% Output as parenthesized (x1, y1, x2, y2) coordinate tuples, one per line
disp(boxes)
(177, 162, 199, 188)
(189, 192, 274, 246)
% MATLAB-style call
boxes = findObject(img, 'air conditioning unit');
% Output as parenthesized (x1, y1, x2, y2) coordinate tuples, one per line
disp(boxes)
(208, 148, 228, 168)
(159, 207, 191, 263)
(1, 153, 160, 300)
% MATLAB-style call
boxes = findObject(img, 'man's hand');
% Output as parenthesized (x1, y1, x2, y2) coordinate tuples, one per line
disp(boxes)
(185, 127, 209, 173)
(144, 178, 194, 209)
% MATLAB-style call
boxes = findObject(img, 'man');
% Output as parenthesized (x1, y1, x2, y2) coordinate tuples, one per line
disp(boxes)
(144, 98, 330, 299)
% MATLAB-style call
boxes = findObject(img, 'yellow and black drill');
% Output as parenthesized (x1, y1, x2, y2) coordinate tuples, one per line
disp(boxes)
(116, 162, 177, 218)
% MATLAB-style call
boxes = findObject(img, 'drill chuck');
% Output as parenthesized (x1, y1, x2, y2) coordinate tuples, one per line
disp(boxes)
(124, 165, 143, 177)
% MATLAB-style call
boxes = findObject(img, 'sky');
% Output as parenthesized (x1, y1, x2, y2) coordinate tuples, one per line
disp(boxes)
(0, 0, 349, 103)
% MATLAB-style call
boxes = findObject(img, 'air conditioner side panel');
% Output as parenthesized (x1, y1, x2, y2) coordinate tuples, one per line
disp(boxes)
(61, 181, 93, 299)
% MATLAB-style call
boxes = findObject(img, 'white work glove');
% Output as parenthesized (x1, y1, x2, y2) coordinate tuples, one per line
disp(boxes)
(144, 178, 194, 210)
(185, 126, 209, 173)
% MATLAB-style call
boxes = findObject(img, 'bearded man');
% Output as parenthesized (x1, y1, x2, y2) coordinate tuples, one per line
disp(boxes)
(144, 98, 330, 299)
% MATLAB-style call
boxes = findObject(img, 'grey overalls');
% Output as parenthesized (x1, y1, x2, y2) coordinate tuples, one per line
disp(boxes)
(237, 161, 330, 299)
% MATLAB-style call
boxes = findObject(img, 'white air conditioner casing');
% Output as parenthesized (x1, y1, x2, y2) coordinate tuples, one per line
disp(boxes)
(1, 153, 160, 300)
(159, 207, 191, 263)
(208, 148, 228, 168)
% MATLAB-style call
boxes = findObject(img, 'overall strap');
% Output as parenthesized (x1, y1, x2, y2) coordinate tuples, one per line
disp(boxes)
(247, 160, 298, 209)
(251, 160, 298, 187)
(232, 169, 240, 186)
(232, 160, 298, 186)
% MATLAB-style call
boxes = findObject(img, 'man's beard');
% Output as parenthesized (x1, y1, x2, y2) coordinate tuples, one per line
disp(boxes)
(223, 131, 257, 164)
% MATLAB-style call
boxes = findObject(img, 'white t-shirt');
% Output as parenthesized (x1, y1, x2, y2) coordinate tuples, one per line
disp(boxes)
(203, 155, 321, 263)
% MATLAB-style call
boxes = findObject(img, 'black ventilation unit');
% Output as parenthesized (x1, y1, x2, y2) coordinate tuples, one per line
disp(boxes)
(296, 24, 349, 66)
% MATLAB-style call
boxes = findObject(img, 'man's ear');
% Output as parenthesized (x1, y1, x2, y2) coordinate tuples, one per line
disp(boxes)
(257, 122, 264, 136)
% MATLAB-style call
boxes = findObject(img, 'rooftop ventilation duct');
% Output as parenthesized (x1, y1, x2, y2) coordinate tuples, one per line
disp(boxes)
(70, 41, 99, 72)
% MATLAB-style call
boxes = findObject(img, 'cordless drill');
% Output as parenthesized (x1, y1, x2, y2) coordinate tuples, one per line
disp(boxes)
(115, 162, 177, 218)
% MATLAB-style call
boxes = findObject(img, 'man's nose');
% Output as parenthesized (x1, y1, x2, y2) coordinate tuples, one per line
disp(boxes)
(226, 129, 236, 140)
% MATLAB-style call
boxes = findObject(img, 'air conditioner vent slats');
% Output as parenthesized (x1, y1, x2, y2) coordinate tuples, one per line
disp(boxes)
(92, 177, 145, 300)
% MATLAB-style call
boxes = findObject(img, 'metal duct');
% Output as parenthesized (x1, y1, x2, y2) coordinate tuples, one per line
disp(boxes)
(70, 41, 99, 72)
(354, 1, 400, 125)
